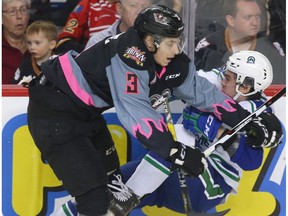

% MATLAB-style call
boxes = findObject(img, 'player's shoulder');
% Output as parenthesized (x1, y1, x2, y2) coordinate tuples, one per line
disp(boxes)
(239, 100, 258, 112)
(166, 53, 191, 74)
(116, 28, 154, 71)
(239, 98, 269, 113)
(197, 68, 223, 87)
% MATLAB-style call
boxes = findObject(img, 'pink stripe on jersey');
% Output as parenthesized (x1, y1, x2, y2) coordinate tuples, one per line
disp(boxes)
(59, 53, 94, 106)
(155, 67, 166, 79)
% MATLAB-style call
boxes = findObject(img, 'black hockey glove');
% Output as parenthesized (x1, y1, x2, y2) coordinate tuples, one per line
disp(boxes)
(245, 112, 283, 148)
(169, 141, 207, 178)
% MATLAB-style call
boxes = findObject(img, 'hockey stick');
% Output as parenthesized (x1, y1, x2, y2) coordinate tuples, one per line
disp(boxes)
(163, 99, 230, 216)
(163, 98, 194, 216)
(162, 87, 285, 215)
(203, 87, 286, 157)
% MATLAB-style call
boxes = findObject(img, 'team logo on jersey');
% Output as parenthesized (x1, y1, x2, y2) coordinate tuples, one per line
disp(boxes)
(153, 12, 181, 25)
(150, 89, 171, 109)
(123, 46, 146, 66)
(246, 56, 255, 64)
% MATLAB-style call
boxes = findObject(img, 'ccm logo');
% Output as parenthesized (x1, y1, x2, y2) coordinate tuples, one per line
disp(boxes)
(180, 143, 186, 159)
(165, 73, 180, 80)
(204, 115, 214, 137)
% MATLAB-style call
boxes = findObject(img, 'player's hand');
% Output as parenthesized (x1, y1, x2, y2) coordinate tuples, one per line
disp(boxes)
(245, 112, 283, 148)
(169, 141, 207, 177)
(182, 106, 222, 142)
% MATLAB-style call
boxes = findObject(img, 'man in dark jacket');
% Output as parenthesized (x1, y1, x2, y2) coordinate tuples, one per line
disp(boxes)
(194, 0, 285, 84)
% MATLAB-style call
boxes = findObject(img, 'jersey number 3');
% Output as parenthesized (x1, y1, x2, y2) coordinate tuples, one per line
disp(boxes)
(126, 73, 138, 94)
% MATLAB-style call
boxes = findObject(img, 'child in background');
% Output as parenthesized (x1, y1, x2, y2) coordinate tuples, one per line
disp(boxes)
(14, 20, 57, 86)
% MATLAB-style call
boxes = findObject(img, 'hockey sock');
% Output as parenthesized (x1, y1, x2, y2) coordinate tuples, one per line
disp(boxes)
(125, 151, 171, 197)
(52, 199, 77, 216)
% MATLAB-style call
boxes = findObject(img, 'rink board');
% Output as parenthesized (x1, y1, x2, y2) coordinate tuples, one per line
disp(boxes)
(2, 85, 286, 216)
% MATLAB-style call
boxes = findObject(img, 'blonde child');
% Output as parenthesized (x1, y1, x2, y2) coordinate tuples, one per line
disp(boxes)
(14, 20, 57, 86)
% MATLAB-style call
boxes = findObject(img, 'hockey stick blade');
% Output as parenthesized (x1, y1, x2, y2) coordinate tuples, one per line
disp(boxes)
(204, 87, 286, 157)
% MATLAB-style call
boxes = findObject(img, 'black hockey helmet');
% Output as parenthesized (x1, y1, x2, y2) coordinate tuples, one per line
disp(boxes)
(134, 4, 184, 38)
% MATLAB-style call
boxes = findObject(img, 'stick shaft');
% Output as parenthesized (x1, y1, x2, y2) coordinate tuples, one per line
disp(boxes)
(163, 99, 194, 215)
(204, 87, 286, 157)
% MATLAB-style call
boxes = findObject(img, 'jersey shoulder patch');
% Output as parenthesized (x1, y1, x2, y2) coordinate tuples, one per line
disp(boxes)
(123, 46, 147, 67)
(117, 29, 154, 71)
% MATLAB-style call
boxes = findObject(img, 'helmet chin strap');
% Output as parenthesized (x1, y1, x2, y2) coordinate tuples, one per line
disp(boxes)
(234, 83, 258, 100)
(233, 84, 242, 100)
(233, 92, 241, 101)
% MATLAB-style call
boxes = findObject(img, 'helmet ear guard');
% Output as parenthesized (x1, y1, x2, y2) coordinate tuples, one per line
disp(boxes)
(226, 51, 273, 97)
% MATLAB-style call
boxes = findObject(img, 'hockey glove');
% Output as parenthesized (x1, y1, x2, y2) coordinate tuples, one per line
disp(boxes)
(183, 106, 222, 142)
(169, 141, 207, 177)
(245, 112, 283, 148)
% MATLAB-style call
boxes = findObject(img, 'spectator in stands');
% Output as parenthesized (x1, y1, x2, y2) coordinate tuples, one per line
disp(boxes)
(85, 0, 153, 48)
(267, 0, 286, 54)
(2, 0, 31, 84)
(54, 0, 119, 54)
(29, 0, 80, 27)
(194, 0, 268, 33)
(194, 0, 285, 84)
(156, 0, 183, 13)
(13, 20, 57, 86)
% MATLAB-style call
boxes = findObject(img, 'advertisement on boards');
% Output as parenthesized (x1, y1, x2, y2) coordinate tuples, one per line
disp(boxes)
(2, 86, 286, 216)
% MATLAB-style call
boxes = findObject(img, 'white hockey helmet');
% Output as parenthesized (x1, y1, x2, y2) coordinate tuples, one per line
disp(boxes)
(226, 50, 273, 97)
